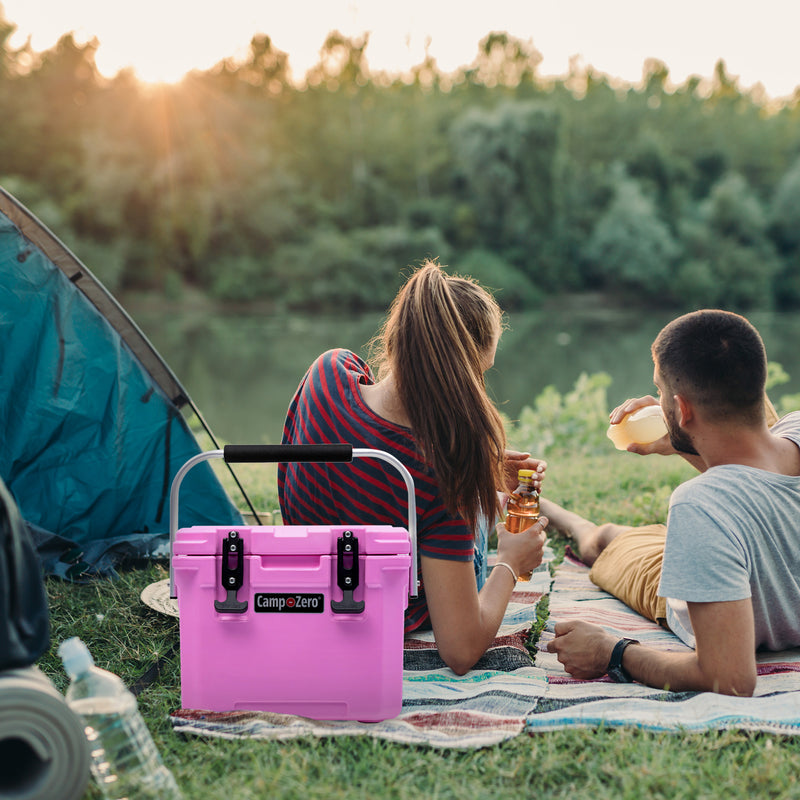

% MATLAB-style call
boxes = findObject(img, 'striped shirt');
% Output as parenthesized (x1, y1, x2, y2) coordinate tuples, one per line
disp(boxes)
(278, 348, 475, 632)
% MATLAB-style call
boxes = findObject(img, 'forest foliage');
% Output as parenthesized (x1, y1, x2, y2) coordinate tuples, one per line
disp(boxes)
(2, 10, 800, 312)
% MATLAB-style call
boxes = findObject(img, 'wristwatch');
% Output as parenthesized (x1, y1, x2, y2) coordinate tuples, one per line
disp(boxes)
(606, 638, 639, 683)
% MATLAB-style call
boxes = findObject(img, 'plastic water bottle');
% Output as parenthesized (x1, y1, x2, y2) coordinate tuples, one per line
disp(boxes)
(59, 637, 183, 800)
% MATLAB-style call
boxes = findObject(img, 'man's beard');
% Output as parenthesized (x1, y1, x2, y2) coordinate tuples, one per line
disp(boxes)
(665, 405, 699, 456)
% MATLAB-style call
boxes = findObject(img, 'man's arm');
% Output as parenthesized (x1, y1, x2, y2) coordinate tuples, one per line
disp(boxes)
(547, 598, 757, 696)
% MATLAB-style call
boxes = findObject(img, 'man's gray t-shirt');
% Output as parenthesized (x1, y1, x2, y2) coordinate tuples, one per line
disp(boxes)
(658, 412, 800, 650)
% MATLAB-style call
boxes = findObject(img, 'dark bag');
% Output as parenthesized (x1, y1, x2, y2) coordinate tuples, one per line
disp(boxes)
(0, 477, 50, 670)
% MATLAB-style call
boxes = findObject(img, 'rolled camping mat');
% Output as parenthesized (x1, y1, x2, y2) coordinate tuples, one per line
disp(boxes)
(0, 666, 90, 800)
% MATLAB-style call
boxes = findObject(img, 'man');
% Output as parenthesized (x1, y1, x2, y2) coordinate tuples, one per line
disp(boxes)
(544, 309, 800, 696)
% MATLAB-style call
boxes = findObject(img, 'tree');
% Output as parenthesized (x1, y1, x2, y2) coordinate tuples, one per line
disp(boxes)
(641, 58, 670, 98)
(451, 100, 565, 280)
(269, 224, 450, 311)
(0, 8, 20, 78)
(9, 33, 101, 186)
(770, 155, 800, 252)
(769, 156, 800, 306)
(465, 32, 543, 89)
(625, 130, 690, 229)
(211, 34, 291, 94)
(582, 168, 680, 298)
(676, 172, 781, 308)
(306, 31, 369, 90)
(1, 15, 799, 311)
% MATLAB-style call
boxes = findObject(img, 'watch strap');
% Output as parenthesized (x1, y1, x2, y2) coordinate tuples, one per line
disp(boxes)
(606, 637, 639, 683)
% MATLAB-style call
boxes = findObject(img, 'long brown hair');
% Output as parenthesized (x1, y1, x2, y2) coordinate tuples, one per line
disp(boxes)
(370, 260, 506, 529)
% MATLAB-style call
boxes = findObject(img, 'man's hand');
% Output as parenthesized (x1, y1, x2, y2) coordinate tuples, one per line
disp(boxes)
(546, 619, 618, 679)
(609, 396, 675, 457)
(608, 395, 660, 425)
(547, 600, 758, 695)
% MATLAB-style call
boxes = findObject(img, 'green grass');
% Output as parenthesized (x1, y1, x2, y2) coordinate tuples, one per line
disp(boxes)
(38, 447, 800, 800)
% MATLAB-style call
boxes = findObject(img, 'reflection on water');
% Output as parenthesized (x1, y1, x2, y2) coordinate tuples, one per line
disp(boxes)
(125, 300, 800, 445)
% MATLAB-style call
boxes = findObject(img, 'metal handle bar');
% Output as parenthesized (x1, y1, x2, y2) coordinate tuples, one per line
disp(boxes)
(169, 445, 418, 600)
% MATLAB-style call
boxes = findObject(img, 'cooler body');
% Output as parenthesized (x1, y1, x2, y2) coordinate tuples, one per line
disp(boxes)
(173, 524, 411, 721)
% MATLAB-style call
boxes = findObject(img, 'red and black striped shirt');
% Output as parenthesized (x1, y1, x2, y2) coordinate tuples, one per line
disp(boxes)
(278, 348, 475, 632)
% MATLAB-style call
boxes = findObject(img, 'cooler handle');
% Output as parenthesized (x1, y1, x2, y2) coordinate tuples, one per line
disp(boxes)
(169, 445, 418, 601)
(223, 443, 353, 463)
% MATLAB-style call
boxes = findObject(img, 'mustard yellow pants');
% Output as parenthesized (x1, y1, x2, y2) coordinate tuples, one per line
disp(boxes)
(588, 524, 669, 625)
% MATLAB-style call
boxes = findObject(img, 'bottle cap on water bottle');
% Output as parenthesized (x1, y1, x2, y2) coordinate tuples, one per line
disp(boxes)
(59, 637, 95, 679)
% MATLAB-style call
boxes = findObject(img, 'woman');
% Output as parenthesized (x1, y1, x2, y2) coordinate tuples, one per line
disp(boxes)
(278, 261, 548, 674)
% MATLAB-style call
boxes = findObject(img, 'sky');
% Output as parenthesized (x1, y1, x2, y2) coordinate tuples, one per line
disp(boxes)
(2, 0, 799, 99)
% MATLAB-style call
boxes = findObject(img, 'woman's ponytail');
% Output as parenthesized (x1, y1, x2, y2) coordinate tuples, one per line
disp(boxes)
(371, 261, 506, 529)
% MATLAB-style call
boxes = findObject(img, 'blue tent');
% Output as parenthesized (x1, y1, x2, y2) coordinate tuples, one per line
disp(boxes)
(0, 187, 246, 578)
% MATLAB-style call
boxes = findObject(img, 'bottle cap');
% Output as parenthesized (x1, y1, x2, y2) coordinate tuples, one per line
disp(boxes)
(517, 468, 535, 478)
(59, 637, 95, 679)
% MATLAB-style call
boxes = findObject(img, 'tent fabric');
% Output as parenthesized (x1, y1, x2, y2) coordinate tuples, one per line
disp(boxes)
(0, 188, 243, 576)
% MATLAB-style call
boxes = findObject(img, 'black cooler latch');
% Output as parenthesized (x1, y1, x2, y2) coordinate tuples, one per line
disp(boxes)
(215, 531, 248, 613)
(331, 530, 365, 614)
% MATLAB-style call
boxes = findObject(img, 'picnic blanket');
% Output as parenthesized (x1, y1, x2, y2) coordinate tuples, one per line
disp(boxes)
(528, 549, 800, 735)
(168, 547, 800, 747)
(169, 553, 554, 749)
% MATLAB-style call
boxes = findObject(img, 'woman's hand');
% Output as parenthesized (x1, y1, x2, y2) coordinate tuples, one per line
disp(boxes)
(503, 449, 546, 494)
(495, 516, 548, 579)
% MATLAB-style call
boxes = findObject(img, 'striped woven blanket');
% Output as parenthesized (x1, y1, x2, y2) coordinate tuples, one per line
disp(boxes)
(529, 550, 800, 735)
(170, 548, 800, 747)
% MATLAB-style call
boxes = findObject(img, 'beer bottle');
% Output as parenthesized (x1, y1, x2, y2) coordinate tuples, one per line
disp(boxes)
(505, 468, 540, 581)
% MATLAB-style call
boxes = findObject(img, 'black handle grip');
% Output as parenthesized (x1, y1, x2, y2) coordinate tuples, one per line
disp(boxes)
(223, 444, 353, 464)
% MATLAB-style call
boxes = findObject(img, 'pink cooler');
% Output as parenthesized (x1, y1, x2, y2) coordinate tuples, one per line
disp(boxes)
(169, 444, 418, 722)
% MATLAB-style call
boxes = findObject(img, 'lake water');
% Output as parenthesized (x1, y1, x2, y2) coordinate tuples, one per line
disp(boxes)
(124, 298, 800, 445)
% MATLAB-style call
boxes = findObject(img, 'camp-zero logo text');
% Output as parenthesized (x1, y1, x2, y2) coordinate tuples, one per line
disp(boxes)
(254, 593, 324, 612)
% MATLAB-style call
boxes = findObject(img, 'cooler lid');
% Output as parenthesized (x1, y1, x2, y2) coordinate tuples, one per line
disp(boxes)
(173, 525, 410, 556)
